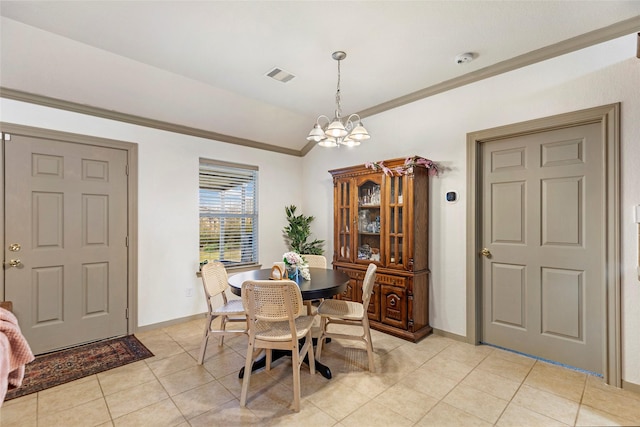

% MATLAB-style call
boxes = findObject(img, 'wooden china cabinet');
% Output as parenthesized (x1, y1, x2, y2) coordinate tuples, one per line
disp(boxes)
(329, 157, 432, 342)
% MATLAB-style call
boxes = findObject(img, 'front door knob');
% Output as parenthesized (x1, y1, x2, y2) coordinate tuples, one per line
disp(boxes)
(5, 259, 23, 268)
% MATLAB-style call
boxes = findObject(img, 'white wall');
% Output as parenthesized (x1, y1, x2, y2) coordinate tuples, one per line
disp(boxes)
(302, 34, 640, 384)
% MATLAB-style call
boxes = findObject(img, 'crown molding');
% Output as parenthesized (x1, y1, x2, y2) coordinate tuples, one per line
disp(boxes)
(0, 87, 303, 157)
(356, 16, 640, 120)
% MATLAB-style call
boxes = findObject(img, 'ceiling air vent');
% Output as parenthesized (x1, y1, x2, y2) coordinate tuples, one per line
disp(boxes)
(266, 67, 295, 83)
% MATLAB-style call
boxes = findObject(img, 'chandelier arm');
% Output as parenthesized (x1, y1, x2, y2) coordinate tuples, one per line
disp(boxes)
(315, 115, 331, 128)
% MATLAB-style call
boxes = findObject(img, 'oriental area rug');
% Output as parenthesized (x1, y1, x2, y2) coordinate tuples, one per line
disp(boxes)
(4, 335, 153, 401)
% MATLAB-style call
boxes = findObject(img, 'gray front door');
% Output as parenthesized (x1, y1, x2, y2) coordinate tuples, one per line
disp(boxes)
(3, 133, 129, 355)
(481, 122, 604, 374)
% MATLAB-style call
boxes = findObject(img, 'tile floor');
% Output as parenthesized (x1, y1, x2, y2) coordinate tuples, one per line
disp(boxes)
(2, 317, 640, 426)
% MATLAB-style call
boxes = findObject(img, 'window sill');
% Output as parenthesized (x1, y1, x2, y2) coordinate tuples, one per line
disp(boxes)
(196, 264, 262, 278)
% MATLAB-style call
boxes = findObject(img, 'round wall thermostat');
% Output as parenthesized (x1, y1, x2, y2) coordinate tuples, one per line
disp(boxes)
(445, 191, 458, 203)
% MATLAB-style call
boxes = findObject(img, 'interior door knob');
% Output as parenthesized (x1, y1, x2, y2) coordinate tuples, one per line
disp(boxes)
(480, 248, 491, 257)
(4, 259, 23, 269)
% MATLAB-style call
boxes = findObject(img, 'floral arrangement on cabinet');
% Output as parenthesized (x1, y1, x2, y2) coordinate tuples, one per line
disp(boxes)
(365, 156, 439, 177)
(283, 251, 311, 280)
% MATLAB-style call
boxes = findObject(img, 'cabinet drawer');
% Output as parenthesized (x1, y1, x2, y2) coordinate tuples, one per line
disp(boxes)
(376, 274, 406, 288)
(380, 285, 407, 329)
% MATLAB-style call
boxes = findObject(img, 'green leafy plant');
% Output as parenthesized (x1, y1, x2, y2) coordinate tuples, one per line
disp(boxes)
(283, 205, 324, 255)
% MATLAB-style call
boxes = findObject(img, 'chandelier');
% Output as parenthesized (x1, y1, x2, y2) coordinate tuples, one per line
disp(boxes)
(306, 51, 370, 147)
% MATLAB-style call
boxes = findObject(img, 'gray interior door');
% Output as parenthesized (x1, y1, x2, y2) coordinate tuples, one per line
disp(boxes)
(481, 122, 604, 374)
(4, 133, 129, 355)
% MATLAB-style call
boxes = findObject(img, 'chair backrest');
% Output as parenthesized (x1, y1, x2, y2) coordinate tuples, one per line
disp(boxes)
(361, 263, 377, 306)
(201, 261, 229, 298)
(304, 254, 327, 269)
(242, 280, 302, 322)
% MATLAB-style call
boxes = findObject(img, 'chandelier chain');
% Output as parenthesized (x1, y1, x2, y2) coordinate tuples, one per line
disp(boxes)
(335, 58, 342, 119)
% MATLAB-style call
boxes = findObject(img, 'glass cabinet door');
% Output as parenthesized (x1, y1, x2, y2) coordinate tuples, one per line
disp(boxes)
(335, 179, 352, 262)
(356, 176, 382, 265)
(387, 174, 405, 267)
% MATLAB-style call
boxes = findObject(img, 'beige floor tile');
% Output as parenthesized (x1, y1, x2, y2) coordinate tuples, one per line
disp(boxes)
(415, 402, 493, 427)
(97, 360, 157, 395)
(112, 398, 185, 427)
(461, 368, 522, 401)
(398, 368, 459, 400)
(582, 379, 640, 424)
(443, 383, 509, 424)
(202, 348, 246, 379)
(477, 352, 535, 382)
(373, 383, 439, 422)
(524, 361, 587, 402)
(512, 384, 580, 425)
(267, 401, 338, 426)
(37, 375, 104, 414)
(419, 353, 477, 382)
(306, 380, 372, 421)
(157, 365, 215, 396)
(0, 394, 37, 427)
(137, 333, 186, 361)
(496, 402, 568, 426)
(340, 399, 414, 427)
(105, 379, 168, 419)
(576, 404, 640, 426)
(37, 397, 111, 427)
(188, 399, 262, 426)
(436, 341, 493, 366)
(146, 351, 199, 378)
(171, 380, 236, 419)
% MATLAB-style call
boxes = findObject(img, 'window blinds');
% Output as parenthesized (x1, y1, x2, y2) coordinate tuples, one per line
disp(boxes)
(199, 160, 258, 268)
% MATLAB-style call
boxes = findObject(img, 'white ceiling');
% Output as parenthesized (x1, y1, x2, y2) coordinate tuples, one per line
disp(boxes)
(1, 1, 640, 153)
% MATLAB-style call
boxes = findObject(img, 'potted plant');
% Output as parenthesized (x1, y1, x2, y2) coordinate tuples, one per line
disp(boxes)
(282, 205, 324, 255)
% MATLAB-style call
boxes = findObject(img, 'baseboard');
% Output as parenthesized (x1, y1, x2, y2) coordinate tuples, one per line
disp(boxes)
(135, 312, 206, 333)
(431, 328, 467, 343)
(622, 379, 640, 395)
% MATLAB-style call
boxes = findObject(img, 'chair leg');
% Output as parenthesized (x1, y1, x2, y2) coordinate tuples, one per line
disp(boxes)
(219, 315, 227, 346)
(363, 318, 375, 372)
(291, 343, 301, 412)
(197, 315, 213, 365)
(315, 316, 328, 360)
(240, 340, 257, 407)
(305, 332, 316, 375)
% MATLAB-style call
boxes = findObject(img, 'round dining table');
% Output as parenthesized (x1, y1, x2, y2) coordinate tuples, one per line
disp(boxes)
(228, 267, 349, 300)
(228, 267, 350, 379)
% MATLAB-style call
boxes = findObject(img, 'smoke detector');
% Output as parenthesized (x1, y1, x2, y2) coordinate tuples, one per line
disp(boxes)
(455, 52, 475, 64)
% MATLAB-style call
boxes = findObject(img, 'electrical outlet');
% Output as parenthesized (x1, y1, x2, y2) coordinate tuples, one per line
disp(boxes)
(185, 287, 193, 297)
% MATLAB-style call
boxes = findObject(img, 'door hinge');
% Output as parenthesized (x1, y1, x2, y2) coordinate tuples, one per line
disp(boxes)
(125, 236, 129, 247)
(3, 133, 11, 141)
(125, 164, 129, 176)
(125, 308, 129, 319)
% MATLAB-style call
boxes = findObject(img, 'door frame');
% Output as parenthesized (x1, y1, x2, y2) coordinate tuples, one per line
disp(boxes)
(465, 104, 621, 386)
(0, 122, 139, 337)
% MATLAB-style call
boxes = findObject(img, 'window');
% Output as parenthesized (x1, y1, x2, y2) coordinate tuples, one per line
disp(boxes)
(199, 159, 258, 268)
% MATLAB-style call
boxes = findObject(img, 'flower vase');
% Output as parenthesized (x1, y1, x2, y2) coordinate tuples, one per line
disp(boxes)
(286, 265, 299, 281)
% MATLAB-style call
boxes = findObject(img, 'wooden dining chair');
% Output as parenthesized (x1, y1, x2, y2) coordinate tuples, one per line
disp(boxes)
(315, 263, 377, 372)
(240, 280, 316, 412)
(197, 261, 247, 364)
